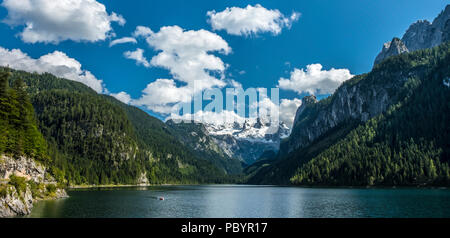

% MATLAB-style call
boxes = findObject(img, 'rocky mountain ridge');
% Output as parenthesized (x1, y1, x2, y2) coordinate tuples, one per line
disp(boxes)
(374, 4, 450, 65)
(282, 61, 427, 156)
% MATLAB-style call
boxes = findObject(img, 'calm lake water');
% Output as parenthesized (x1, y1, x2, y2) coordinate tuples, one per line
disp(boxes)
(27, 185, 450, 218)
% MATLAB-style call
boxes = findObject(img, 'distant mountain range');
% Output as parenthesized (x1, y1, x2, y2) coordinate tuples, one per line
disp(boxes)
(167, 117, 290, 171)
(197, 118, 289, 165)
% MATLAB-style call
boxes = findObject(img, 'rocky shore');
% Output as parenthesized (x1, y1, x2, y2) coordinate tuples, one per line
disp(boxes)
(0, 155, 67, 217)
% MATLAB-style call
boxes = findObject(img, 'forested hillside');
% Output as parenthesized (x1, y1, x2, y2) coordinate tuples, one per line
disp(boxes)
(0, 70, 69, 217)
(0, 70, 47, 162)
(249, 42, 450, 186)
(166, 120, 244, 175)
(291, 45, 450, 186)
(2, 67, 229, 185)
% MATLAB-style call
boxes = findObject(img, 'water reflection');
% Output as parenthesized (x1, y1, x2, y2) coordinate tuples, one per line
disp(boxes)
(26, 185, 450, 218)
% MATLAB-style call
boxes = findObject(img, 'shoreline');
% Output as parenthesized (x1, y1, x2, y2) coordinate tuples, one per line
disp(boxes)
(67, 183, 450, 190)
(68, 183, 192, 189)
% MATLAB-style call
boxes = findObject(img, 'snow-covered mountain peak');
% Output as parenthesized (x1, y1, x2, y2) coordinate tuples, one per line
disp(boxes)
(202, 118, 290, 142)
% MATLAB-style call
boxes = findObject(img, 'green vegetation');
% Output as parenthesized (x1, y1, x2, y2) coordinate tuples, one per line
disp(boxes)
(0, 70, 48, 162)
(291, 47, 450, 186)
(0, 184, 7, 197)
(290, 43, 450, 186)
(1, 67, 232, 186)
(45, 184, 57, 196)
(27, 180, 61, 199)
(249, 42, 450, 186)
(28, 181, 44, 198)
(247, 121, 358, 184)
(8, 174, 27, 195)
(166, 120, 243, 175)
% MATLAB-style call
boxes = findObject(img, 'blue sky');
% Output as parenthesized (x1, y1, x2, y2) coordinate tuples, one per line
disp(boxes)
(0, 0, 447, 125)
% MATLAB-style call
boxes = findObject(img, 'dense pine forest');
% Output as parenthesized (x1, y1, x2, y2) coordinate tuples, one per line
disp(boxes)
(0, 70, 48, 162)
(1, 67, 232, 186)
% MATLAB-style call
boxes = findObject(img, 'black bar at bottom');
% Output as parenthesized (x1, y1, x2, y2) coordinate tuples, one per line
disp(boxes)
(1, 218, 448, 237)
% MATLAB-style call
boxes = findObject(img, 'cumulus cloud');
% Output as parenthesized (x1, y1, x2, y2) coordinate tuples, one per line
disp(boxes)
(253, 93, 301, 128)
(279, 98, 302, 128)
(1, 0, 125, 44)
(109, 12, 126, 26)
(132, 79, 192, 114)
(130, 25, 231, 114)
(228, 79, 243, 90)
(109, 37, 137, 47)
(207, 4, 299, 36)
(0, 46, 104, 92)
(110, 91, 132, 104)
(278, 64, 353, 95)
(133, 26, 153, 38)
(146, 25, 231, 87)
(124, 48, 150, 67)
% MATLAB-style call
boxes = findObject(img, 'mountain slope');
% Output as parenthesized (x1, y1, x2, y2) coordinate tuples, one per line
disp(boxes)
(3, 67, 228, 185)
(166, 120, 243, 174)
(291, 47, 450, 186)
(199, 118, 289, 165)
(0, 70, 66, 217)
(248, 42, 450, 185)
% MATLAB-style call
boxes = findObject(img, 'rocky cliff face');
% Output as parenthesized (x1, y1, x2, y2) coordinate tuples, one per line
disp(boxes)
(374, 38, 409, 65)
(166, 120, 243, 174)
(374, 5, 450, 65)
(210, 133, 280, 165)
(0, 155, 67, 217)
(283, 58, 428, 155)
(0, 184, 34, 217)
(401, 20, 433, 51)
(0, 156, 47, 183)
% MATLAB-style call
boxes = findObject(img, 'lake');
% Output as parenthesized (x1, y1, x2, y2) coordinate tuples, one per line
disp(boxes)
(26, 185, 450, 218)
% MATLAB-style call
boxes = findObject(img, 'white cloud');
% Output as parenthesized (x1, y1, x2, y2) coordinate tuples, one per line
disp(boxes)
(279, 98, 302, 128)
(133, 26, 153, 38)
(124, 48, 150, 67)
(110, 91, 132, 104)
(167, 97, 302, 129)
(146, 26, 231, 88)
(278, 64, 353, 95)
(109, 12, 126, 26)
(109, 37, 137, 47)
(131, 25, 231, 114)
(253, 93, 301, 128)
(1, 0, 125, 44)
(0, 46, 104, 93)
(207, 4, 299, 36)
(168, 110, 246, 126)
(132, 79, 192, 114)
(229, 79, 243, 90)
